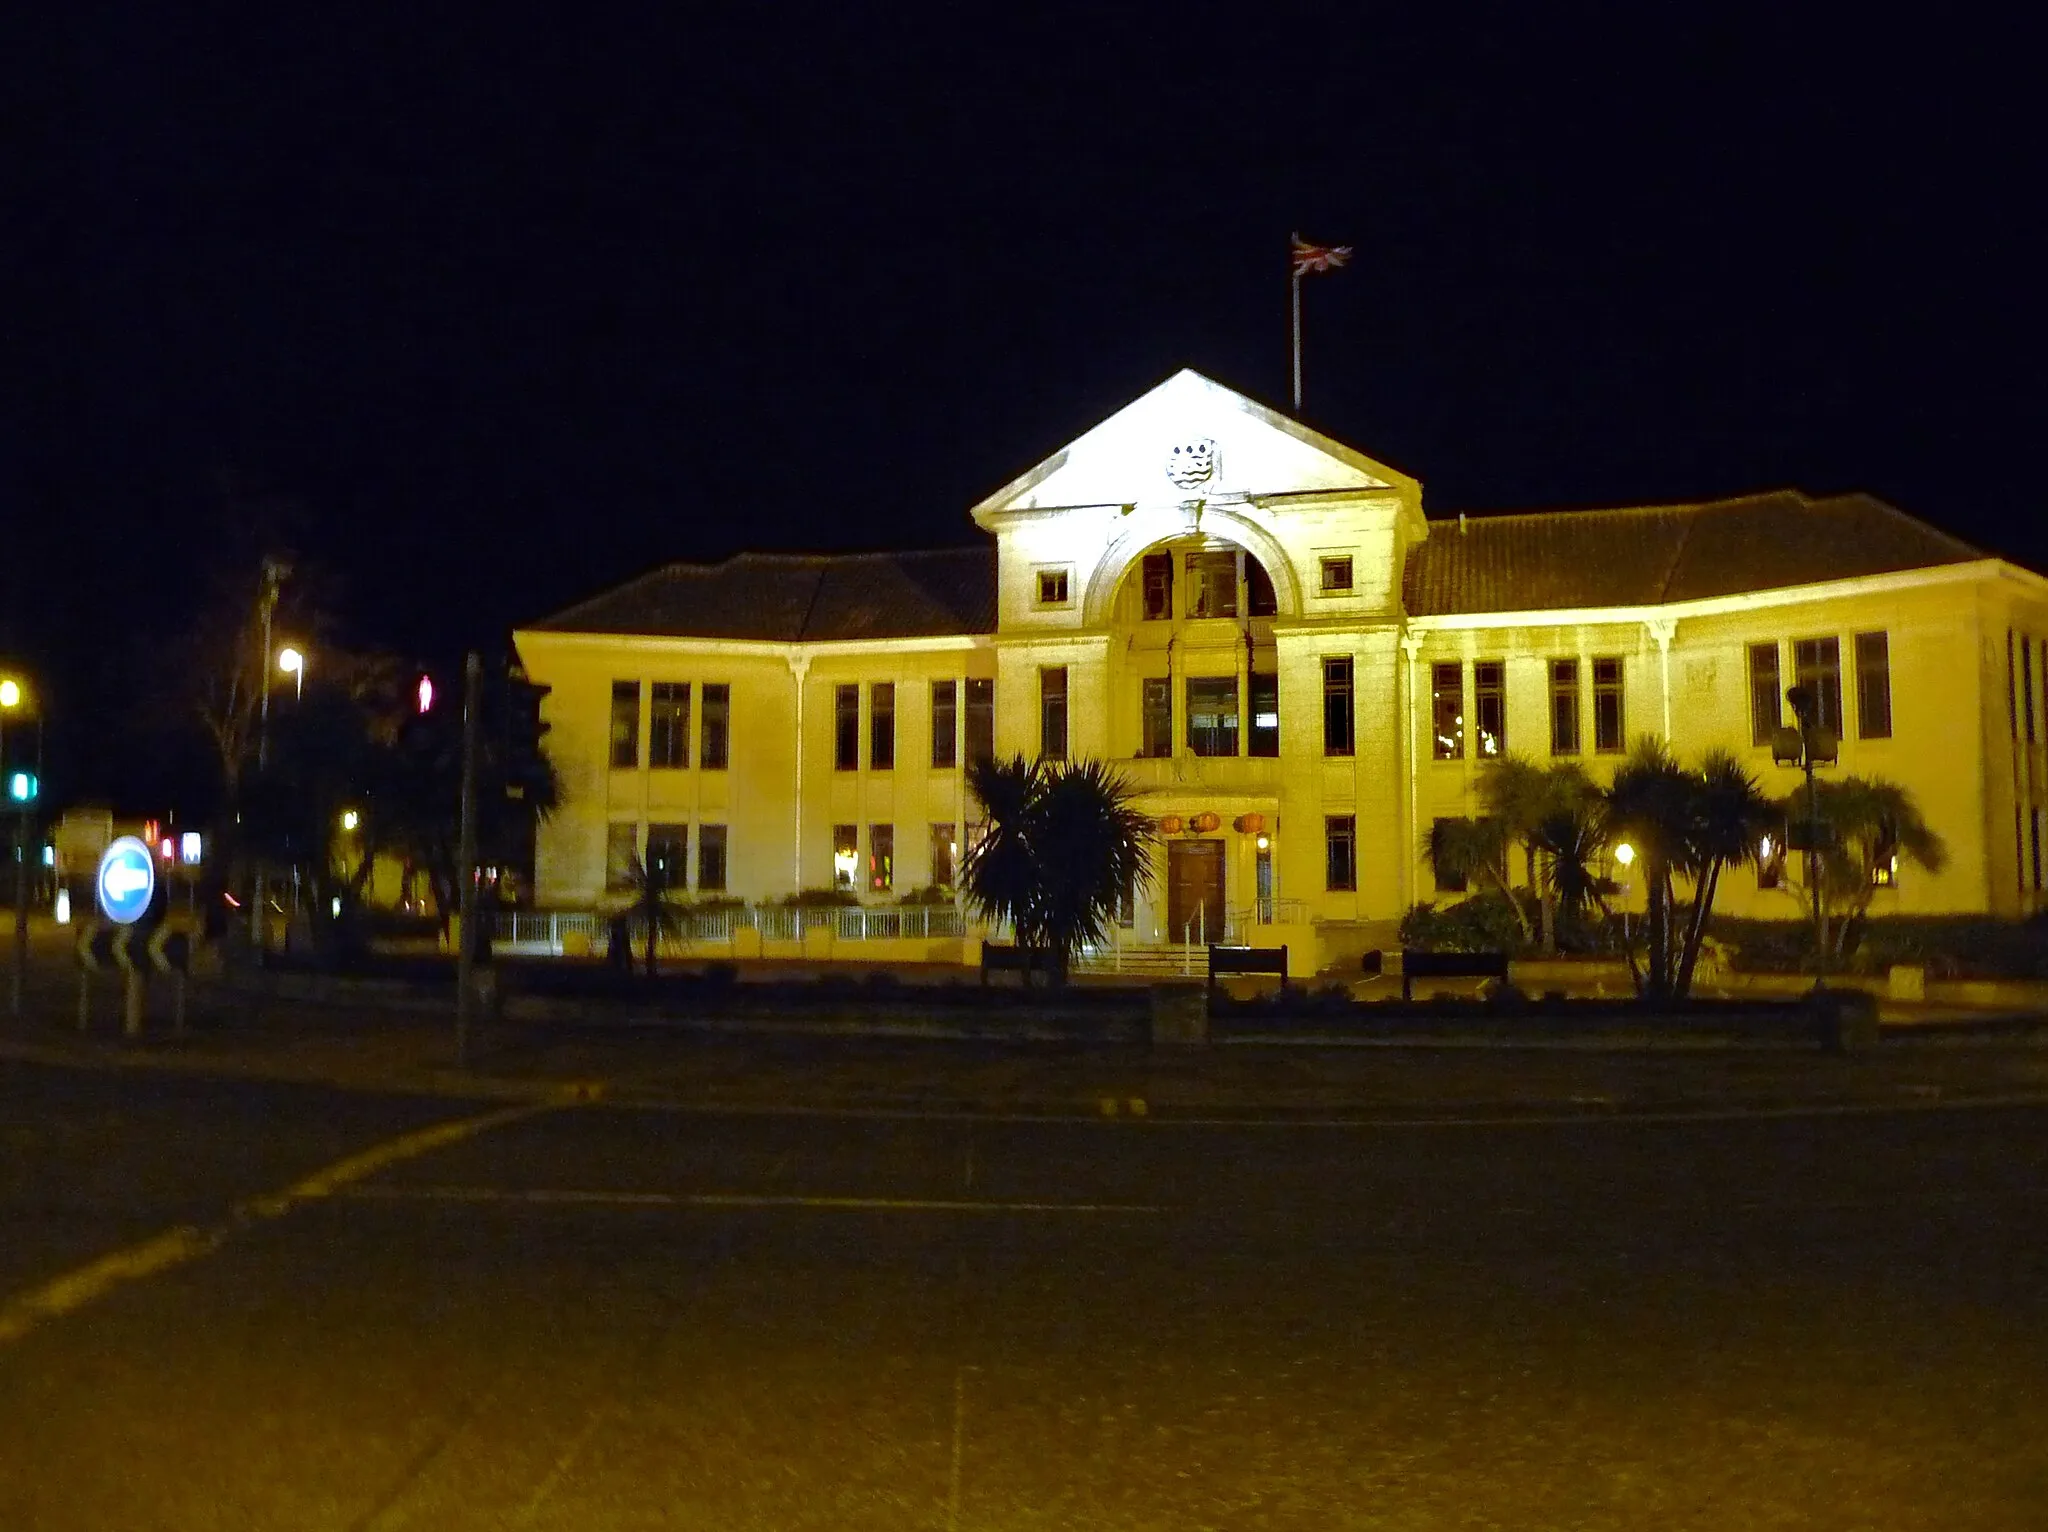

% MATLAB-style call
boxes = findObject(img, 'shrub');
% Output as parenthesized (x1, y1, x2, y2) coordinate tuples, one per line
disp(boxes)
(897, 884, 953, 906)
(1399, 892, 1528, 954)
(781, 888, 860, 908)
(1709, 914, 2048, 979)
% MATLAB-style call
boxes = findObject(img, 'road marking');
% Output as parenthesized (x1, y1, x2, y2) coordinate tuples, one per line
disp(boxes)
(0, 1101, 559, 1349)
(333, 1184, 1165, 1214)
(946, 1366, 970, 1531)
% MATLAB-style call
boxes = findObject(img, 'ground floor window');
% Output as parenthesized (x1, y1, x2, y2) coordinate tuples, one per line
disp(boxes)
(605, 822, 637, 891)
(869, 824, 894, 891)
(697, 824, 727, 893)
(930, 823, 956, 889)
(646, 823, 688, 891)
(1325, 815, 1357, 892)
(833, 824, 858, 890)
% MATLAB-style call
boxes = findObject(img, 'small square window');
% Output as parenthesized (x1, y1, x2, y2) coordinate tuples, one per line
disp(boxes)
(1319, 556, 1354, 593)
(1036, 569, 1070, 606)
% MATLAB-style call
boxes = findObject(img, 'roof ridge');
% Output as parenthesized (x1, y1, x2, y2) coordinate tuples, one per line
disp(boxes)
(1428, 491, 1802, 527)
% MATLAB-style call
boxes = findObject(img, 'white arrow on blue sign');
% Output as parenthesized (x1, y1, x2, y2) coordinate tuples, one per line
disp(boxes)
(97, 836, 158, 926)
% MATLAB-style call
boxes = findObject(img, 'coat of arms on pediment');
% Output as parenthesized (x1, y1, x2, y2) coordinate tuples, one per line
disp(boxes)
(1165, 438, 1217, 491)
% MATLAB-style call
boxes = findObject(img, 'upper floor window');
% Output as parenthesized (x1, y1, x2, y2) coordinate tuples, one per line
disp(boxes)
(1248, 672, 1279, 757)
(700, 683, 730, 770)
(1319, 555, 1354, 593)
(1035, 568, 1070, 606)
(649, 682, 690, 769)
(1187, 676, 1239, 757)
(931, 680, 957, 768)
(1141, 553, 1174, 620)
(1246, 559, 1278, 617)
(1473, 661, 1505, 758)
(1323, 656, 1355, 757)
(1855, 631, 1892, 739)
(1792, 637, 1842, 737)
(1592, 657, 1625, 753)
(1550, 659, 1580, 756)
(1040, 667, 1068, 760)
(1140, 678, 1173, 758)
(834, 683, 859, 771)
(1186, 552, 1237, 619)
(609, 681, 640, 769)
(870, 682, 895, 770)
(965, 678, 995, 766)
(1431, 662, 1463, 761)
(1748, 642, 1782, 746)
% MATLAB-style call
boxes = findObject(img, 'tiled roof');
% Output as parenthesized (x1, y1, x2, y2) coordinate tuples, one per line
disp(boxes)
(528, 547, 997, 642)
(1401, 491, 1984, 616)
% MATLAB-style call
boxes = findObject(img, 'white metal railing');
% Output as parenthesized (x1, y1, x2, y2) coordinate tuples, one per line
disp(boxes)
(492, 902, 966, 953)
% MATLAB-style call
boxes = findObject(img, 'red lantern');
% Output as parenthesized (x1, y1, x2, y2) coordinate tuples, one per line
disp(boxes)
(1190, 811, 1222, 834)
(1234, 813, 1265, 834)
(1157, 814, 1184, 835)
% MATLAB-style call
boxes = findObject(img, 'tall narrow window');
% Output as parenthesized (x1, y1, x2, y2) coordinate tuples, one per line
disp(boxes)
(1186, 677, 1240, 757)
(1325, 815, 1357, 892)
(1140, 678, 1173, 758)
(646, 823, 688, 892)
(700, 683, 730, 769)
(1593, 657, 1625, 753)
(1748, 642, 1782, 746)
(697, 824, 728, 893)
(2009, 631, 2019, 739)
(1040, 667, 1068, 760)
(1248, 672, 1279, 757)
(2025, 639, 2037, 745)
(1186, 551, 1238, 618)
(929, 823, 956, 889)
(1431, 662, 1464, 761)
(1792, 638, 1842, 737)
(1854, 632, 1892, 739)
(868, 824, 894, 892)
(605, 822, 638, 891)
(1141, 553, 1174, 620)
(965, 678, 995, 765)
(648, 682, 690, 769)
(1550, 659, 1580, 756)
(931, 680, 957, 768)
(1432, 818, 1471, 892)
(1473, 661, 1505, 758)
(870, 681, 895, 770)
(1323, 656, 1355, 756)
(833, 824, 859, 890)
(1246, 559, 1278, 617)
(609, 681, 641, 769)
(834, 683, 859, 771)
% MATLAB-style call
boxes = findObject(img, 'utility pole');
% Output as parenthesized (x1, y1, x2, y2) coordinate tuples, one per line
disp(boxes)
(454, 651, 482, 1069)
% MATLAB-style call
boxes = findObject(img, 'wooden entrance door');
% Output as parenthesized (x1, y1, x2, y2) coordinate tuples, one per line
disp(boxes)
(1167, 839, 1226, 944)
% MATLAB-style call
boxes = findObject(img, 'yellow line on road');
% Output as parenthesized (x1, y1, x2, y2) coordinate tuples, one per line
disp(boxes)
(0, 1101, 561, 1350)
(336, 1183, 1165, 1214)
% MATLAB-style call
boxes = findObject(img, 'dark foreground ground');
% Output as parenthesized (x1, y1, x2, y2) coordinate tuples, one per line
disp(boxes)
(2, 1058, 2046, 1528)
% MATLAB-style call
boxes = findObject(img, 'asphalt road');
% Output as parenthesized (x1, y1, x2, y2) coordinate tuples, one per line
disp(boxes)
(2, 1060, 2046, 1528)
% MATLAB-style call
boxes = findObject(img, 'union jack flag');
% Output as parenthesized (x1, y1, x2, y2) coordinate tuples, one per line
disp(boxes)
(1290, 235, 1352, 277)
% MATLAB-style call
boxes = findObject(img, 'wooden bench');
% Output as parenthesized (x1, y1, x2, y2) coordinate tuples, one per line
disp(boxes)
(1363, 948, 1511, 1001)
(980, 942, 1062, 985)
(1208, 944, 1288, 994)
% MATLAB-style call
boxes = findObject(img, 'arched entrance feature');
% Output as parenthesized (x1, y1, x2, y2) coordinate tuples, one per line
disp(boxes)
(1080, 505, 1303, 627)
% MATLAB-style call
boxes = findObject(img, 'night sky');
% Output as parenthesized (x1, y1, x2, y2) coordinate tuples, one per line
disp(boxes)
(9, 10, 2046, 810)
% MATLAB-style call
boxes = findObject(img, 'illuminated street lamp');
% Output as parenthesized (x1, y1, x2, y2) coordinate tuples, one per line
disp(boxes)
(278, 645, 306, 702)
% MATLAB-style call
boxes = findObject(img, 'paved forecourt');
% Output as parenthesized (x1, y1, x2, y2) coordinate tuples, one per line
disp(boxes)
(2, 1066, 2047, 1528)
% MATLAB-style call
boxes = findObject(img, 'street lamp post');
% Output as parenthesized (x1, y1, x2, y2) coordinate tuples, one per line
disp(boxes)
(251, 559, 288, 950)
(1773, 683, 1838, 977)
(2, 676, 40, 1019)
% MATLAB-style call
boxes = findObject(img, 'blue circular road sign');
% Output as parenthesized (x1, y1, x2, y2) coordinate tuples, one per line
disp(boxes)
(97, 836, 158, 926)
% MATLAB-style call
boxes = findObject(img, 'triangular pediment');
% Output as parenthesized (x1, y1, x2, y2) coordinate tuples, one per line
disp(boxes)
(971, 369, 1417, 523)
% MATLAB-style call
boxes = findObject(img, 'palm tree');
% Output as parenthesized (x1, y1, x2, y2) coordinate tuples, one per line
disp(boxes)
(1602, 737, 1705, 1001)
(1672, 750, 1777, 996)
(962, 755, 1156, 986)
(1422, 814, 1526, 941)
(1781, 775, 1948, 960)
(621, 854, 683, 977)
(1477, 756, 1597, 951)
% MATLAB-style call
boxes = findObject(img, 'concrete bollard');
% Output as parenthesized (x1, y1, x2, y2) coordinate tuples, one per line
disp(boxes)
(1815, 987, 1880, 1054)
(1887, 964, 1926, 1002)
(1150, 982, 1208, 1047)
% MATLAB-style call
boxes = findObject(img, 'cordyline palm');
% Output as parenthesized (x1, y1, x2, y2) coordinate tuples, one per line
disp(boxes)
(1422, 814, 1522, 938)
(1602, 738, 1701, 1001)
(1672, 749, 1777, 996)
(963, 755, 1156, 986)
(1782, 776, 1948, 957)
(1478, 756, 1598, 951)
(622, 854, 683, 977)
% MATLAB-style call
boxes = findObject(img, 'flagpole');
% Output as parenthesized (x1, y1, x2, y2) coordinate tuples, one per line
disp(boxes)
(1289, 231, 1303, 414)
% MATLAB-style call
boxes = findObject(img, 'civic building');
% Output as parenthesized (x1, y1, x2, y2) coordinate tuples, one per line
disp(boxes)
(514, 369, 2048, 966)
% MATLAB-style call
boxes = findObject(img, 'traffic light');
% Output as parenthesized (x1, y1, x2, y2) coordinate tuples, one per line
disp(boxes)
(6, 771, 36, 804)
